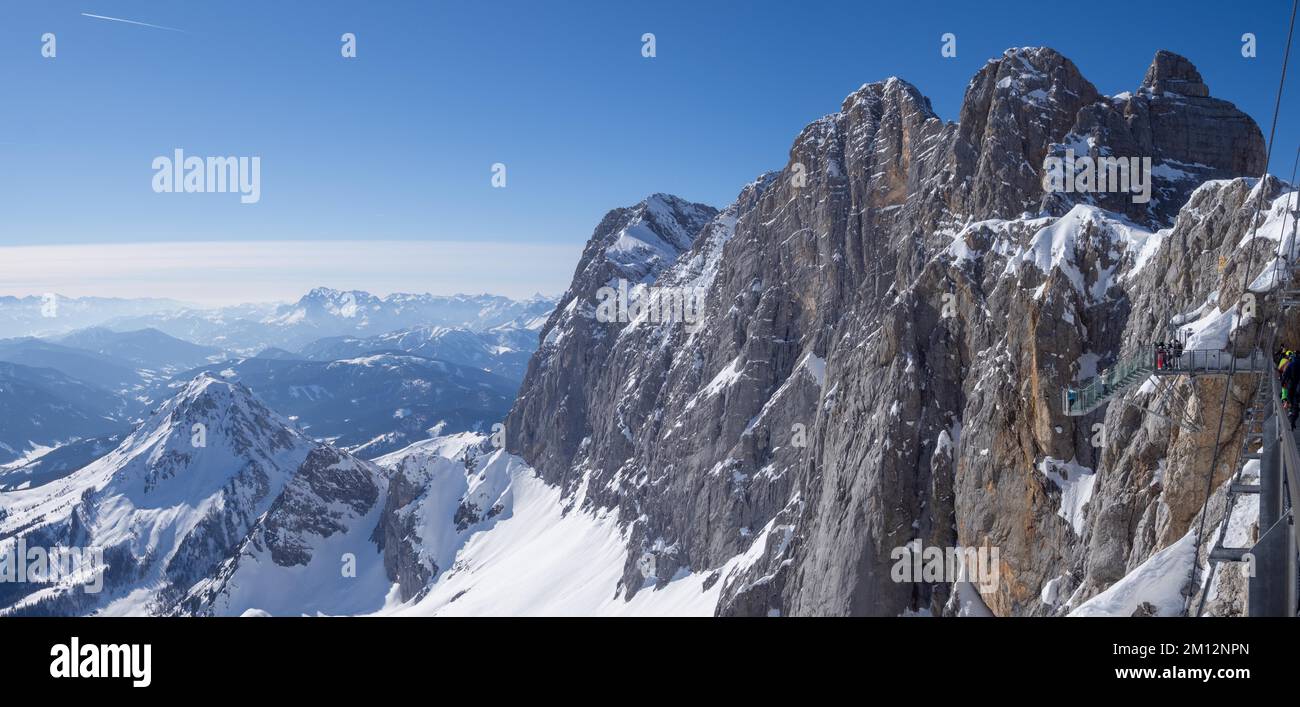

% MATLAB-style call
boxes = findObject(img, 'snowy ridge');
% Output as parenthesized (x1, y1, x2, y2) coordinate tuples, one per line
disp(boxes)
(0, 373, 390, 616)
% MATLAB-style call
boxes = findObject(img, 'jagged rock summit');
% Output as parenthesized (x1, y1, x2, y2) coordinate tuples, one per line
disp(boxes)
(1142, 49, 1210, 97)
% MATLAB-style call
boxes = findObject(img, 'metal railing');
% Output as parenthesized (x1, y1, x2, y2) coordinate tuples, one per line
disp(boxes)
(1063, 345, 1274, 416)
(1156, 348, 1272, 374)
(1258, 371, 1300, 616)
(1063, 348, 1150, 415)
(1269, 373, 1300, 558)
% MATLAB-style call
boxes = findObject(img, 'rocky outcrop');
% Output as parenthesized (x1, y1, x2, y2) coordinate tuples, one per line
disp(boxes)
(506, 194, 716, 495)
(369, 437, 522, 603)
(949, 48, 1101, 219)
(371, 457, 437, 600)
(1047, 50, 1266, 226)
(505, 47, 1274, 616)
(254, 447, 380, 567)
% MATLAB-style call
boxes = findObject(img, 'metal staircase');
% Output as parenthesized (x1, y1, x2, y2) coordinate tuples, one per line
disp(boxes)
(1061, 344, 1272, 420)
(1060, 311, 1295, 615)
(1282, 286, 1300, 308)
(1204, 373, 1270, 567)
(1062, 348, 1152, 416)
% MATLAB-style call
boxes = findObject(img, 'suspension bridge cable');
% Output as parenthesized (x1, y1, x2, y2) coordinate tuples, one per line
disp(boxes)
(1267, 144, 1300, 294)
(1188, 0, 1298, 616)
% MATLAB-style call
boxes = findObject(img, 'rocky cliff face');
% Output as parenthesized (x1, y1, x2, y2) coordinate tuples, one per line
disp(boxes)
(506, 47, 1277, 616)
(507, 193, 717, 493)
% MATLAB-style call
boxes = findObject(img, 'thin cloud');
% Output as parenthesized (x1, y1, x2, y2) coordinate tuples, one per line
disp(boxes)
(0, 241, 579, 305)
(80, 12, 187, 33)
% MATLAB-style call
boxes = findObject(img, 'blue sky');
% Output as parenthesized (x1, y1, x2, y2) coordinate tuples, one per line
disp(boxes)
(0, 0, 1296, 302)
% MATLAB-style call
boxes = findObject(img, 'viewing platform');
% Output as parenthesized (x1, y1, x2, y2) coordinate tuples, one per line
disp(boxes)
(1062, 345, 1271, 416)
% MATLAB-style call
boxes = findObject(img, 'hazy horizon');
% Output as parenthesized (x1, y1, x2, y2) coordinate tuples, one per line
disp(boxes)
(0, 240, 579, 306)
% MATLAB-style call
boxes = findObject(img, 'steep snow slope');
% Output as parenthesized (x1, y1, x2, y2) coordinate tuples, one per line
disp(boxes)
(383, 464, 726, 617)
(176, 444, 393, 617)
(370, 438, 761, 616)
(1069, 530, 1196, 617)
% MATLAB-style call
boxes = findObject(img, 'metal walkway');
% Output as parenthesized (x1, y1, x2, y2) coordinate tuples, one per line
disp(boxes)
(1061, 345, 1272, 417)
(1059, 303, 1297, 615)
(1196, 369, 1300, 616)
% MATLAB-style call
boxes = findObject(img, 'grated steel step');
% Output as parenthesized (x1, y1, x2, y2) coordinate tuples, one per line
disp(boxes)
(1209, 547, 1254, 562)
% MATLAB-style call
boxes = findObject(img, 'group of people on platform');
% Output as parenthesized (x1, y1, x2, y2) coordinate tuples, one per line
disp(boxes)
(1154, 340, 1185, 370)
(1277, 348, 1300, 430)
(1068, 335, 1300, 427)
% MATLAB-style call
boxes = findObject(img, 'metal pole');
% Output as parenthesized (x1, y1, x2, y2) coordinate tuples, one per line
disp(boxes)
(1288, 508, 1297, 616)
(1252, 415, 1285, 616)
(1288, 434, 1300, 617)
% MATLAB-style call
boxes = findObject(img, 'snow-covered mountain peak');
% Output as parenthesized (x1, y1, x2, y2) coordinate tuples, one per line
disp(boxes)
(0, 371, 395, 616)
(164, 372, 283, 428)
(602, 194, 718, 281)
(30, 372, 311, 511)
(158, 371, 298, 449)
(839, 75, 931, 114)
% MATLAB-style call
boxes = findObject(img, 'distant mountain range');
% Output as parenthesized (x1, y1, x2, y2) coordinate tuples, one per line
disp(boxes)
(55, 327, 223, 372)
(298, 323, 540, 382)
(0, 287, 556, 353)
(0, 288, 553, 476)
(0, 337, 153, 396)
(147, 354, 517, 459)
(0, 361, 130, 466)
(100, 288, 556, 354)
(0, 295, 188, 340)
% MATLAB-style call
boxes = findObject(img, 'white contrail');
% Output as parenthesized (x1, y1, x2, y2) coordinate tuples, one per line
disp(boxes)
(80, 12, 186, 33)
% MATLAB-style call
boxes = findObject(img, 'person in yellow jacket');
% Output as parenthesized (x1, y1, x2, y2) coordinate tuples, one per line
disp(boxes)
(1279, 350, 1295, 413)
(1282, 351, 1300, 428)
